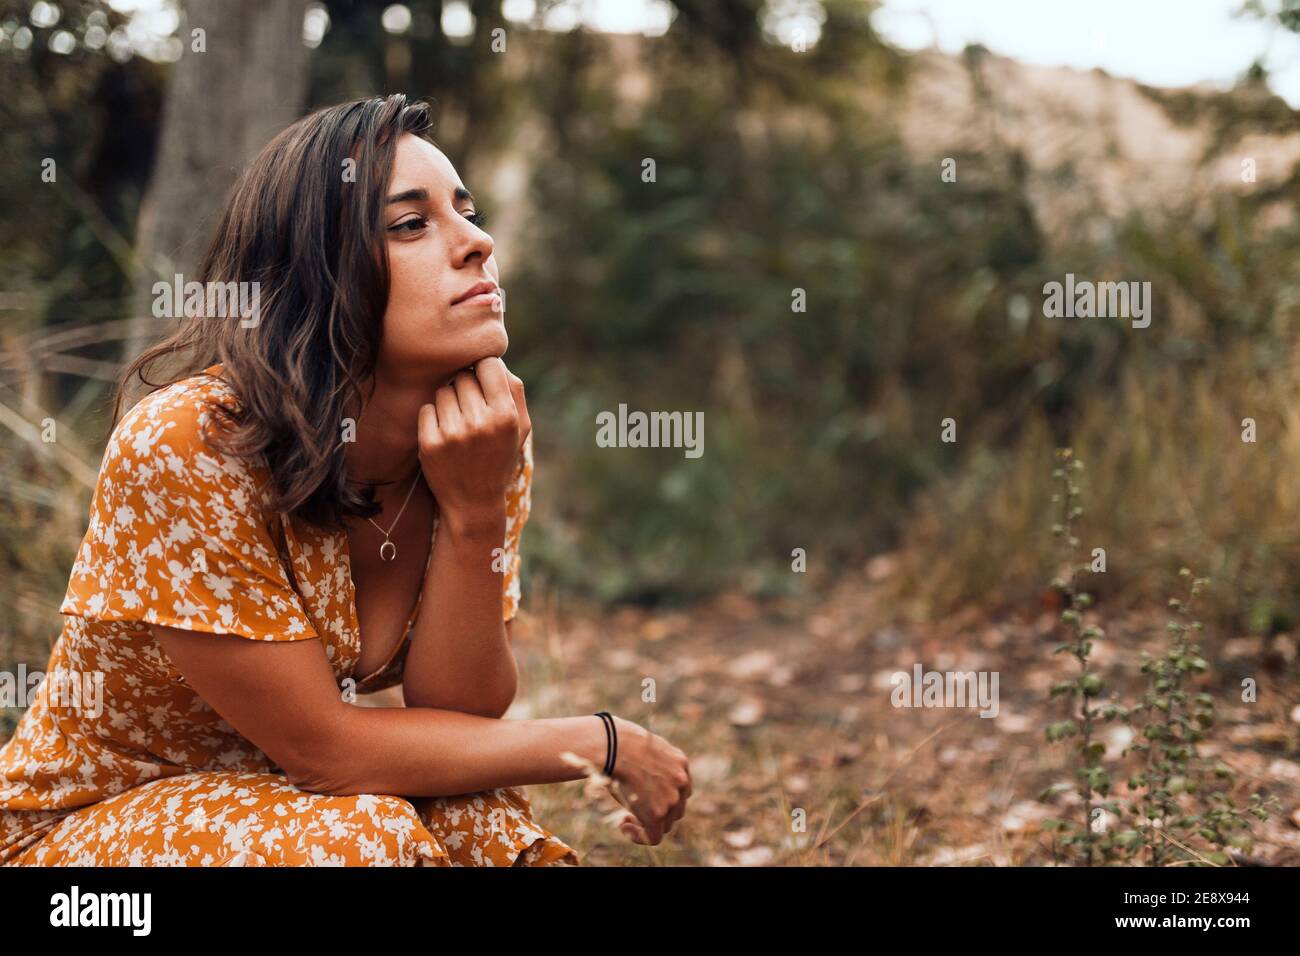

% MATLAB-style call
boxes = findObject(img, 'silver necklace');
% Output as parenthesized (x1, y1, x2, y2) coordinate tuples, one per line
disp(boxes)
(366, 467, 422, 562)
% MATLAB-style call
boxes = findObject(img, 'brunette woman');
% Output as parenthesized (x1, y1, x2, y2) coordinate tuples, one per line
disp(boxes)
(0, 94, 690, 866)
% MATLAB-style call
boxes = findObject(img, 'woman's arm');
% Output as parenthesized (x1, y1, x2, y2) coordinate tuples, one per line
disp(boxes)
(154, 623, 605, 796)
(400, 356, 532, 716)
(400, 503, 517, 716)
(155, 622, 694, 842)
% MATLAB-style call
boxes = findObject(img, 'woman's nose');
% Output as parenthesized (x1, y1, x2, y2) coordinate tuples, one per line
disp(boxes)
(457, 219, 493, 265)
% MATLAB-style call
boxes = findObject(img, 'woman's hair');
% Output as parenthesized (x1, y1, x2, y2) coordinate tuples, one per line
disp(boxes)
(113, 94, 433, 531)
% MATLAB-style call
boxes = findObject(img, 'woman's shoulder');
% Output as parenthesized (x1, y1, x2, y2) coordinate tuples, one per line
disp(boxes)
(114, 366, 238, 440)
(64, 365, 312, 639)
(103, 365, 265, 500)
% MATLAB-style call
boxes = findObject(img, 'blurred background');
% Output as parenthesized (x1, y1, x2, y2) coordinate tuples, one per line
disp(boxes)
(2, 0, 1299, 865)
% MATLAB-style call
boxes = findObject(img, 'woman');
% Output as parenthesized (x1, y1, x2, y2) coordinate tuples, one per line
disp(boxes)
(0, 94, 691, 866)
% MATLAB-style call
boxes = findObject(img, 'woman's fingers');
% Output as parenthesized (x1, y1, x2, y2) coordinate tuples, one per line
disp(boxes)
(433, 380, 462, 434)
(472, 356, 513, 410)
(621, 814, 662, 845)
(508, 371, 531, 450)
(665, 789, 689, 832)
(471, 357, 530, 451)
(451, 368, 488, 427)
(620, 816, 649, 843)
(417, 402, 441, 450)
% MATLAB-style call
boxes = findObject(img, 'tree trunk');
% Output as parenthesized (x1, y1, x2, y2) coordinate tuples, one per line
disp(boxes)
(126, 0, 310, 366)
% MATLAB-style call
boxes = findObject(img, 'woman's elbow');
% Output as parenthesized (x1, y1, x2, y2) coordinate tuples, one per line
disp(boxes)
(402, 663, 516, 717)
(488, 670, 518, 719)
(278, 722, 361, 794)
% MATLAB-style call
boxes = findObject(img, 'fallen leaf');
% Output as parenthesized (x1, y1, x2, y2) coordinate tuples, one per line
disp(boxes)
(640, 619, 671, 641)
(866, 554, 897, 581)
(1001, 800, 1053, 833)
(930, 844, 991, 865)
(729, 697, 765, 727)
(735, 846, 774, 866)
(726, 649, 778, 681)
(836, 672, 867, 693)
(995, 710, 1035, 734)
(784, 773, 810, 793)
(723, 827, 754, 849)
(1104, 724, 1134, 759)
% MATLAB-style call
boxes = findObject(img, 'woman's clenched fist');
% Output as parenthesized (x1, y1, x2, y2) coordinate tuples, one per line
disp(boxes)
(417, 356, 531, 528)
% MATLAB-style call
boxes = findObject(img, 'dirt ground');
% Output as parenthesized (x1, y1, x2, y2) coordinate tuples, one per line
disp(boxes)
(455, 562, 1300, 867)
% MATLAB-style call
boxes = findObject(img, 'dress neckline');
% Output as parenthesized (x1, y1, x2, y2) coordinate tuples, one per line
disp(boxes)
(338, 506, 439, 669)
(214, 356, 438, 680)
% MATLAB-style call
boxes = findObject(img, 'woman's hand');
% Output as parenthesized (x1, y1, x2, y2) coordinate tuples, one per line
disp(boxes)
(417, 356, 530, 531)
(609, 716, 692, 845)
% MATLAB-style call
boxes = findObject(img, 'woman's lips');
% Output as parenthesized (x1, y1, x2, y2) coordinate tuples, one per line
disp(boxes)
(451, 279, 500, 305)
(453, 290, 503, 309)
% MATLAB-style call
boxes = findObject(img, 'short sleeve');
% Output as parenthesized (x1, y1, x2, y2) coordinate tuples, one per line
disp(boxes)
(501, 430, 534, 622)
(60, 379, 319, 642)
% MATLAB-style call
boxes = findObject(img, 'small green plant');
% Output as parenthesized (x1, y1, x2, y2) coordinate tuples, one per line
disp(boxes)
(1041, 448, 1131, 865)
(1039, 449, 1279, 866)
(1125, 569, 1280, 865)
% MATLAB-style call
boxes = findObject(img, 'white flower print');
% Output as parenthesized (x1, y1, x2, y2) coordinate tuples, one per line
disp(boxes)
(0, 369, 574, 866)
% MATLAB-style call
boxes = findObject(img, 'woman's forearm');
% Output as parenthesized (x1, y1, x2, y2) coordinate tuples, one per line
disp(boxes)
(401, 506, 516, 715)
(305, 707, 611, 797)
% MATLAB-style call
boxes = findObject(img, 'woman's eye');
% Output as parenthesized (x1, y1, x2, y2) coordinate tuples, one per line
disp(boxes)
(389, 216, 427, 233)
(467, 210, 488, 228)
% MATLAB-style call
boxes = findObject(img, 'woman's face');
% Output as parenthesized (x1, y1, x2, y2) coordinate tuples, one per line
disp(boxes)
(377, 133, 506, 385)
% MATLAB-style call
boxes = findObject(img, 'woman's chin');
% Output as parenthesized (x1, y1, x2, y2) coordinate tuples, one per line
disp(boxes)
(475, 325, 509, 359)
(446, 328, 508, 366)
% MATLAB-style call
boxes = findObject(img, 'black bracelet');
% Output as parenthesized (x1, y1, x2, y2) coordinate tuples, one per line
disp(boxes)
(594, 711, 617, 778)
(595, 712, 611, 772)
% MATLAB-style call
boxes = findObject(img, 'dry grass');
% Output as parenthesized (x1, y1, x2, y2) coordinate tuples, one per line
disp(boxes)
(889, 340, 1300, 635)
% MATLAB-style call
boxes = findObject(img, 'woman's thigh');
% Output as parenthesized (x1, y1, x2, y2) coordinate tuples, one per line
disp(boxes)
(6, 770, 447, 866)
(5, 773, 579, 866)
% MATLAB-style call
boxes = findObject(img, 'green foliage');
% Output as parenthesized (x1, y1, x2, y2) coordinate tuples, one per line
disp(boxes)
(1041, 449, 1132, 865)
(1040, 451, 1279, 866)
(509, 29, 1059, 600)
(1124, 570, 1280, 865)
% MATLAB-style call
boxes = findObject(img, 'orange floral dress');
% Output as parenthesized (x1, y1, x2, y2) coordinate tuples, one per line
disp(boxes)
(0, 364, 580, 866)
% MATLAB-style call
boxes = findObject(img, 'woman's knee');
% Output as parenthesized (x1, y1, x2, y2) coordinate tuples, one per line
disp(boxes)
(14, 771, 446, 866)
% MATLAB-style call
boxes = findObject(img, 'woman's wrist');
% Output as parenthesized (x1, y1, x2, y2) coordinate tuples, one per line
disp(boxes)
(439, 502, 506, 541)
(561, 713, 626, 781)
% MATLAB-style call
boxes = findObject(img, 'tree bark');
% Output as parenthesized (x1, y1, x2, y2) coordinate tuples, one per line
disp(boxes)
(126, 0, 310, 364)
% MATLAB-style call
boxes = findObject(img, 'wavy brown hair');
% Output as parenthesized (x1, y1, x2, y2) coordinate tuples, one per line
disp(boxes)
(113, 94, 433, 532)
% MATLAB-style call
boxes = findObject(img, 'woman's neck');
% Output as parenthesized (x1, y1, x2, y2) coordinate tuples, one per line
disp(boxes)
(344, 365, 456, 490)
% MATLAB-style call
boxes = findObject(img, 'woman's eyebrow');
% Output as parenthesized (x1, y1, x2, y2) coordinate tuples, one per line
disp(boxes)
(385, 186, 475, 205)
(386, 187, 429, 205)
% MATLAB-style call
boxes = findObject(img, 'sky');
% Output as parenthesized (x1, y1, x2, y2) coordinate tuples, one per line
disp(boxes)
(870, 0, 1300, 106)
(557, 0, 1300, 107)
(43, 0, 1300, 108)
